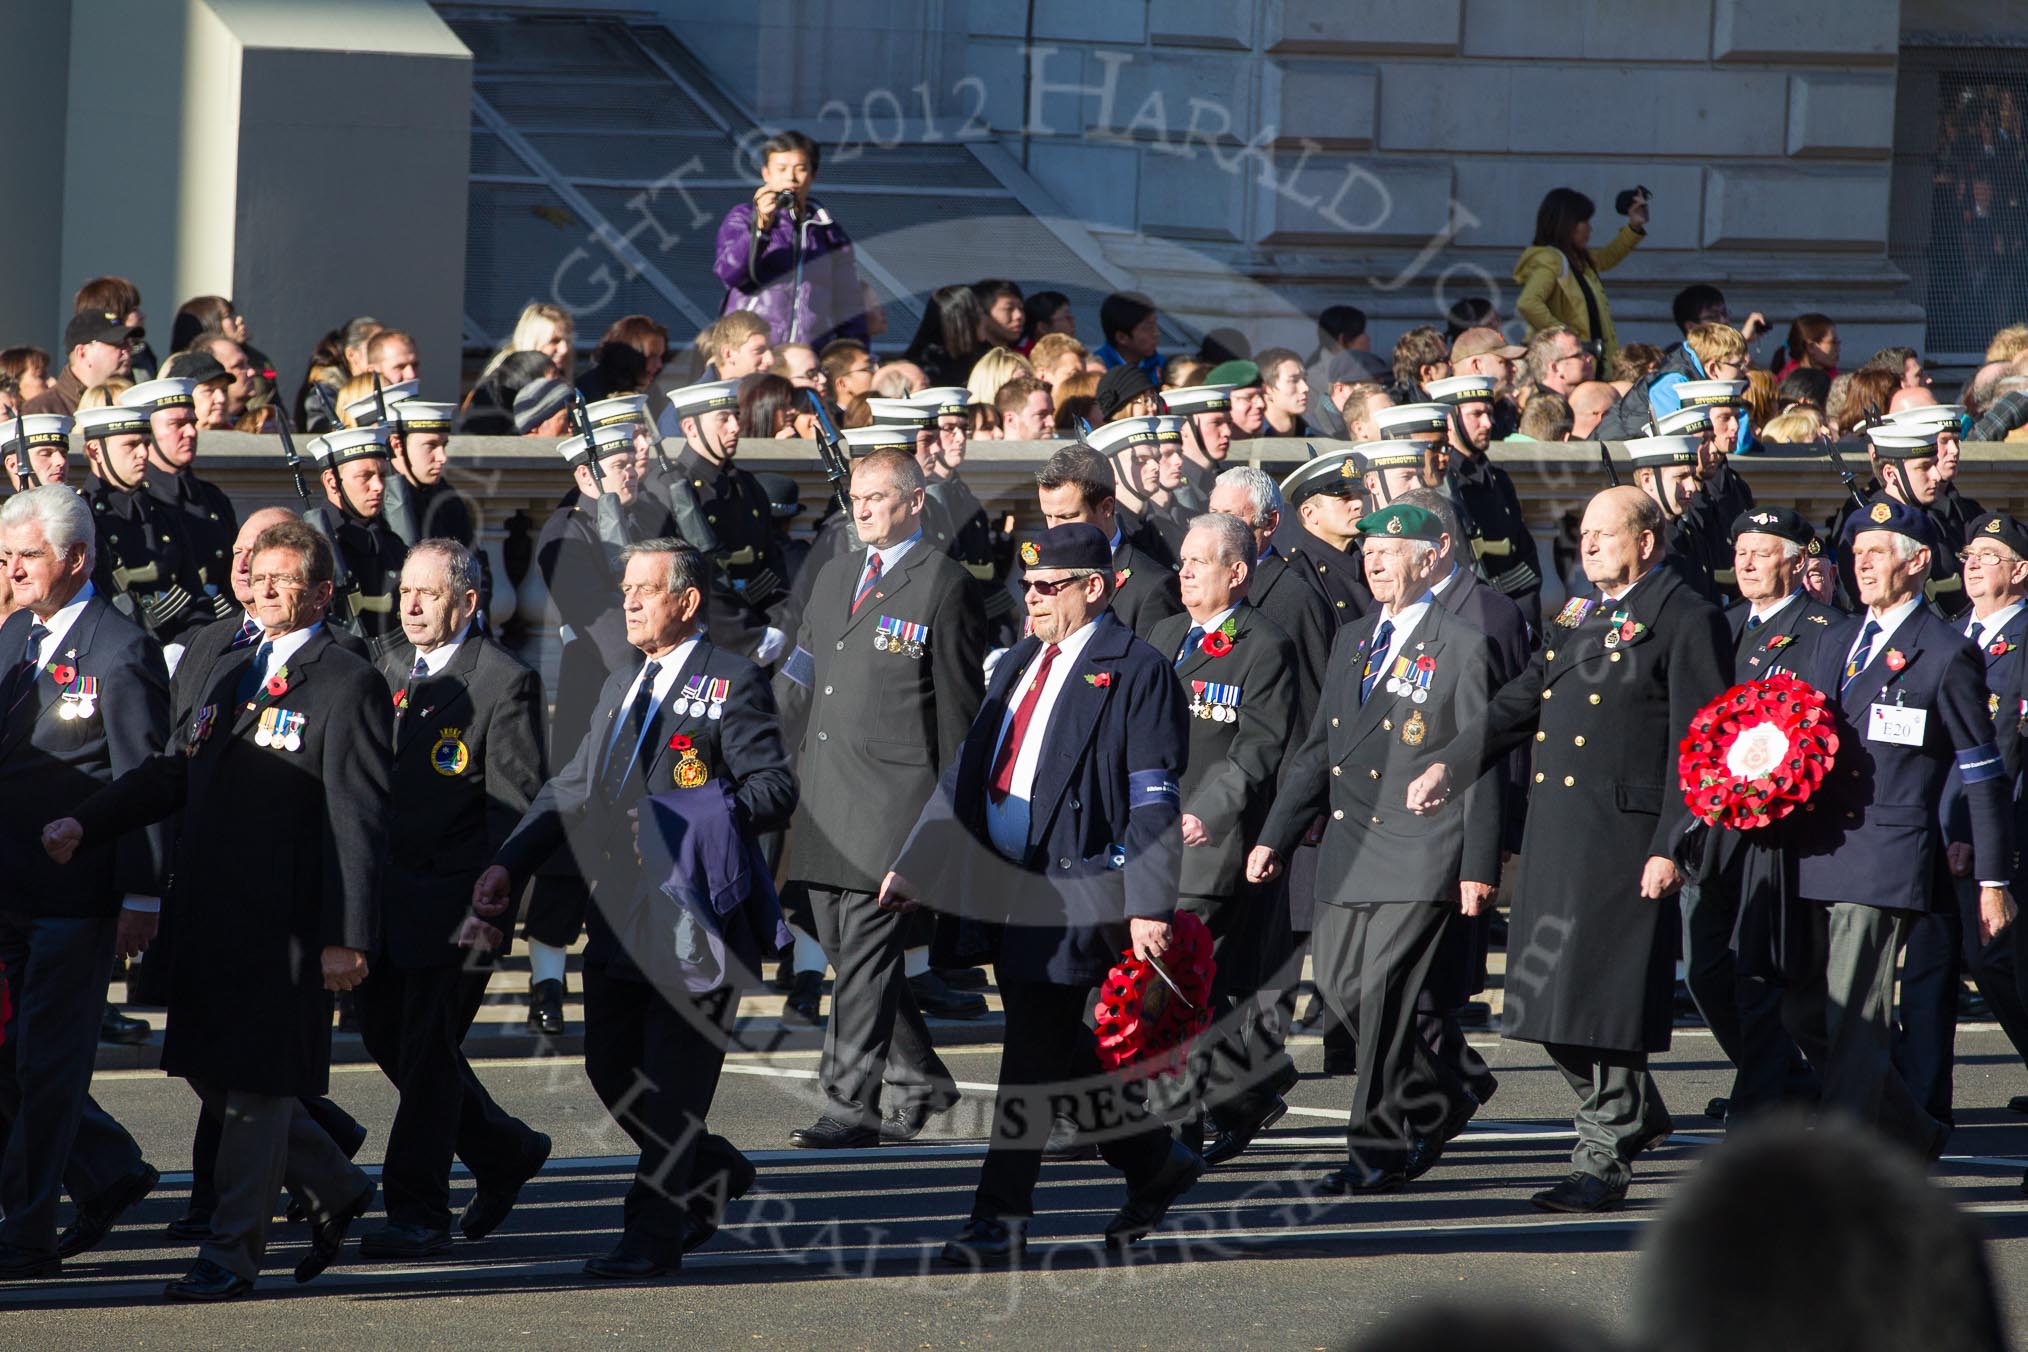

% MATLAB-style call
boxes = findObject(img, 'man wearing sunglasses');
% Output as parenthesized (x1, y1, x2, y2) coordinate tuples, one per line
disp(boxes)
(884, 522, 1196, 1267)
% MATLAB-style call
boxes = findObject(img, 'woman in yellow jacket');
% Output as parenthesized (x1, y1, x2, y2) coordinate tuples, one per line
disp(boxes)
(1512, 187, 1648, 369)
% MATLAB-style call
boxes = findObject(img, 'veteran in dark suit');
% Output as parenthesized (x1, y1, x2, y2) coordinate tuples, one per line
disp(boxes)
(1254, 504, 1504, 1194)
(1147, 512, 1300, 1166)
(1035, 444, 1182, 642)
(478, 538, 796, 1281)
(886, 524, 1200, 1268)
(50, 518, 387, 1300)
(353, 540, 552, 1260)
(1409, 485, 1732, 1213)
(1208, 467, 1335, 724)
(1683, 507, 1834, 1123)
(0, 486, 168, 1280)
(776, 449, 986, 1149)
(1786, 501, 2014, 1158)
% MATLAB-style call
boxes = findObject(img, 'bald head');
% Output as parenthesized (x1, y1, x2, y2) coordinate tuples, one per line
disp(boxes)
(232, 506, 302, 606)
(1580, 486, 1665, 593)
(1569, 382, 1619, 439)
(1889, 386, 1938, 415)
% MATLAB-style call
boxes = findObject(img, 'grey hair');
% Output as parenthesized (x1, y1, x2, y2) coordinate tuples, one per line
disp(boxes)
(1524, 324, 1578, 386)
(1213, 465, 1283, 522)
(405, 537, 481, 597)
(1886, 532, 1925, 563)
(0, 483, 95, 574)
(618, 537, 709, 597)
(1188, 512, 1254, 567)
(1395, 487, 1465, 549)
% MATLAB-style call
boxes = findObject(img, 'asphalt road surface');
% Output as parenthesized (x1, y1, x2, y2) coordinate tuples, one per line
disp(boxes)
(6, 1026, 2028, 1351)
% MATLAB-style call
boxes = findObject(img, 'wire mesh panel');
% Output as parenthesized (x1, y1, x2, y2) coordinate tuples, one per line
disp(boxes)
(1892, 43, 2028, 360)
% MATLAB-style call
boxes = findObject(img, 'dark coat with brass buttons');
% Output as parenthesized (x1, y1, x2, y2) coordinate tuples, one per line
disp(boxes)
(1448, 563, 1732, 1053)
(1264, 603, 1503, 907)
(675, 445, 788, 651)
(1109, 531, 1183, 643)
(1285, 535, 1371, 626)
(144, 469, 238, 612)
(1790, 605, 2009, 912)
(82, 474, 220, 646)
(777, 538, 986, 893)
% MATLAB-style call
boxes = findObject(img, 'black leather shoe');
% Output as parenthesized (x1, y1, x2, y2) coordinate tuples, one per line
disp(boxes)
(783, 971, 823, 1025)
(878, 1091, 961, 1143)
(770, 960, 793, 992)
(165, 1211, 212, 1242)
(1318, 1162, 1406, 1195)
(909, 970, 987, 1020)
(1531, 1171, 1628, 1213)
(2010, 1094, 2028, 1116)
(1293, 990, 1327, 1032)
(358, 1223, 452, 1260)
(584, 1240, 676, 1280)
(1706, 1096, 1730, 1122)
(526, 979, 566, 1037)
(1043, 1114, 1097, 1161)
(0, 1246, 60, 1281)
(58, 1161, 159, 1258)
(1405, 1097, 1480, 1181)
(939, 1217, 1026, 1267)
(460, 1133, 551, 1241)
(295, 1184, 373, 1284)
(935, 966, 989, 990)
(789, 1115, 880, 1149)
(99, 1004, 151, 1046)
(1201, 1095, 1286, 1167)
(1103, 1141, 1203, 1248)
(163, 1257, 250, 1301)
(1466, 1073, 1499, 1107)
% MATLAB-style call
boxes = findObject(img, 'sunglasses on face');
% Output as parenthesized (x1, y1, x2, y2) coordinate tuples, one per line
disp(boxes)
(1024, 575, 1085, 596)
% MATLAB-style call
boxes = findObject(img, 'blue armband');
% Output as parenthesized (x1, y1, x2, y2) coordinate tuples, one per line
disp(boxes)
(1956, 742, 2004, 784)
(781, 646, 814, 688)
(1129, 770, 1179, 806)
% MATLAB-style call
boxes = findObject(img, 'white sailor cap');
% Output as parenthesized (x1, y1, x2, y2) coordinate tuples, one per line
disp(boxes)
(1280, 447, 1365, 505)
(584, 394, 651, 429)
(558, 422, 636, 470)
(1354, 439, 1427, 472)
(667, 379, 741, 419)
(1160, 384, 1234, 415)
(342, 379, 420, 428)
(1372, 402, 1450, 437)
(1648, 404, 1714, 438)
(1866, 424, 1942, 460)
(1424, 374, 1497, 406)
(307, 425, 392, 467)
(1884, 403, 1964, 433)
(388, 400, 456, 434)
(912, 386, 971, 418)
(1086, 416, 1161, 454)
(1624, 434, 1701, 468)
(1673, 379, 1748, 408)
(867, 397, 935, 428)
(842, 424, 919, 457)
(2, 413, 72, 453)
(118, 378, 197, 414)
(1151, 415, 1185, 443)
(75, 404, 154, 441)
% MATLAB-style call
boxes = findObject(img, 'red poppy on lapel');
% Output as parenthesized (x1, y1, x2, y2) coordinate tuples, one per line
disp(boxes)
(48, 664, 75, 686)
(1085, 672, 1113, 688)
(669, 733, 693, 750)
(1884, 649, 1906, 673)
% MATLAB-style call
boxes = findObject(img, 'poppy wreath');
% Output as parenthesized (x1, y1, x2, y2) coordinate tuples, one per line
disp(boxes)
(1093, 909, 1216, 1080)
(1678, 673, 1838, 830)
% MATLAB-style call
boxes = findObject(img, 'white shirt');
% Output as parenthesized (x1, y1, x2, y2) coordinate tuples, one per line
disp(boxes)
(603, 637, 700, 780)
(409, 623, 472, 679)
(1176, 604, 1237, 662)
(1966, 602, 2023, 647)
(856, 531, 920, 594)
(1745, 591, 1800, 629)
(255, 620, 324, 675)
(985, 615, 1106, 861)
(1366, 597, 1433, 678)
(1847, 595, 1923, 673)
(1430, 565, 1461, 597)
(29, 581, 97, 660)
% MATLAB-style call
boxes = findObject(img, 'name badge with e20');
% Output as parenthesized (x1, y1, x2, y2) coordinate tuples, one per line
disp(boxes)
(1868, 703, 1928, 747)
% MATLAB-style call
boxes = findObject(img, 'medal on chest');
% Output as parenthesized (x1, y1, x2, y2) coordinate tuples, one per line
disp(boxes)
(55, 674, 99, 721)
(874, 615, 927, 659)
(1189, 680, 1241, 722)
(669, 732, 709, 787)
(256, 707, 306, 752)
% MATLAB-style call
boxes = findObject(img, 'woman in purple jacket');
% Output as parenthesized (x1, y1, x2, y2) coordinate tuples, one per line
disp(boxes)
(712, 131, 869, 349)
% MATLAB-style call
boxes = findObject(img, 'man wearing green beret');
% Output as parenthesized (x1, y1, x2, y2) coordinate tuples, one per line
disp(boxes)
(1248, 503, 1505, 1194)
(1204, 361, 1265, 439)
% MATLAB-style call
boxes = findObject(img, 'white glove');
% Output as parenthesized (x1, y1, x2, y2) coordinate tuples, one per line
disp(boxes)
(755, 626, 788, 666)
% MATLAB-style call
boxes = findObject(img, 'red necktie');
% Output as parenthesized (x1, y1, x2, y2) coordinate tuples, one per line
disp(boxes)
(989, 643, 1059, 803)
(851, 553, 882, 616)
